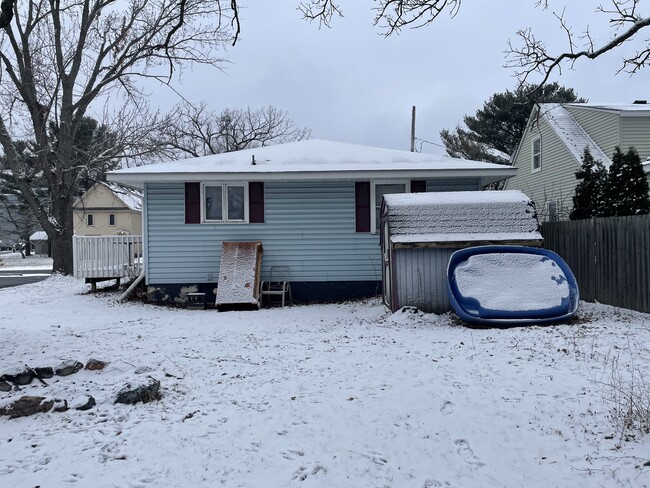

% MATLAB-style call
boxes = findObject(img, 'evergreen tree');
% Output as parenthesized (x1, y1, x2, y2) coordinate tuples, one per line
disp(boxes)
(440, 82, 585, 165)
(569, 148, 607, 220)
(603, 147, 650, 217)
(0, 117, 118, 253)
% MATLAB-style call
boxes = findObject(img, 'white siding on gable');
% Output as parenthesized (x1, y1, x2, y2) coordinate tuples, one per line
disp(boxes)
(621, 116, 650, 161)
(506, 116, 579, 221)
(564, 106, 620, 160)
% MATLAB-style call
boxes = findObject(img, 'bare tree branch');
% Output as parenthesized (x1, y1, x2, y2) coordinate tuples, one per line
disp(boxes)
(506, 0, 650, 87)
(373, 0, 461, 36)
(149, 103, 311, 160)
(0, 0, 231, 273)
(298, 0, 343, 28)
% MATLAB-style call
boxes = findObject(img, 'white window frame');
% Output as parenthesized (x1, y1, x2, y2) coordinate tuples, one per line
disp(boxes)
(371, 180, 409, 234)
(532, 137, 541, 173)
(108, 213, 116, 227)
(201, 182, 249, 224)
(86, 213, 94, 227)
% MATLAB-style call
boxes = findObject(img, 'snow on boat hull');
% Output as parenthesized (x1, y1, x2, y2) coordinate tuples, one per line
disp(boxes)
(447, 246, 579, 326)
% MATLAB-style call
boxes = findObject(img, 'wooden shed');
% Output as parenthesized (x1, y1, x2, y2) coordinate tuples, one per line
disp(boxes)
(29, 231, 50, 256)
(380, 191, 542, 313)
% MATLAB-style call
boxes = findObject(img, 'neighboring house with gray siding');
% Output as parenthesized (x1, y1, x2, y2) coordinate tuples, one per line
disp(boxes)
(107, 139, 515, 303)
(505, 102, 650, 221)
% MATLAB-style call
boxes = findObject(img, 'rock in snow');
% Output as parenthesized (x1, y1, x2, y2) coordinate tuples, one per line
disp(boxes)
(114, 377, 161, 405)
(73, 395, 96, 411)
(55, 360, 84, 377)
(0, 396, 55, 418)
(84, 359, 108, 371)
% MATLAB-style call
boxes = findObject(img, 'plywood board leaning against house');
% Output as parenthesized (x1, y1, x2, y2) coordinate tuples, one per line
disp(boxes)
(215, 241, 263, 311)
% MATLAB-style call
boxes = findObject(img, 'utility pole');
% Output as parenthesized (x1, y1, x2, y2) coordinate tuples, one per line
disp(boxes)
(410, 106, 416, 152)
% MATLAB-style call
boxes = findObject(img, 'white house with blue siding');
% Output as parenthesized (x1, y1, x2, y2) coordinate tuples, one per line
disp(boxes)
(107, 140, 515, 303)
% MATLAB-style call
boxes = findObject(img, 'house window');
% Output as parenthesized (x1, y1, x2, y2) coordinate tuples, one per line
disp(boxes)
(547, 201, 558, 222)
(202, 183, 248, 223)
(372, 181, 407, 233)
(532, 138, 541, 172)
(87, 214, 94, 226)
(109, 213, 116, 226)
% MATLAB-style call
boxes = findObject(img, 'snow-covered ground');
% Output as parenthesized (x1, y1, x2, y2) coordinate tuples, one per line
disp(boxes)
(0, 251, 53, 270)
(0, 275, 649, 487)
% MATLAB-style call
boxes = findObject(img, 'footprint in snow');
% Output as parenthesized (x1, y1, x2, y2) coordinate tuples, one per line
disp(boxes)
(292, 463, 327, 481)
(281, 450, 305, 460)
(440, 400, 454, 415)
(454, 439, 485, 468)
(423, 480, 452, 488)
(360, 450, 388, 465)
(61, 473, 83, 483)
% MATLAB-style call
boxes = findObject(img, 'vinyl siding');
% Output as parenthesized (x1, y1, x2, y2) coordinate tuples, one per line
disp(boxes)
(74, 209, 141, 236)
(506, 116, 578, 220)
(564, 106, 620, 159)
(146, 179, 480, 284)
(621, 116, 650, 161)
(393, 248, 458, 313)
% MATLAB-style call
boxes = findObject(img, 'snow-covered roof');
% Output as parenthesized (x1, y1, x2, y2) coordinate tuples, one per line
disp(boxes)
(107, 139, 515, 187)
(101, 182, 143, 211)
(565, 102, 650, 114)
(384, 190, 542, 244)
(538, 104, 613, 168)
(30, 231, 47, 241)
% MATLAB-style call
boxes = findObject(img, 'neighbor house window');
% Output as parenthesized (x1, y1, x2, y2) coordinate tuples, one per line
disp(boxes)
(202, 183, 248, 223)
(532, 138, 541, 172)
(372, 181, 407, 233)
(547, 201, 558, 222)
(109, 213, 116, 226)
(87, 214, 94, 226)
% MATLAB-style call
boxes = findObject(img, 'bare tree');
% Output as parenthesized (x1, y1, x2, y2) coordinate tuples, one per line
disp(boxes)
(506, 1, 650, 86)
(301, 0, 650, 84)
(3, 1, 649, 84)
(0, 0, 231, 274)
(150, 103, 311, 159)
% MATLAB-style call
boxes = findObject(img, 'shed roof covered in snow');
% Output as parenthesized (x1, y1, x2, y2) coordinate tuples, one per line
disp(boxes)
(383, 190, 542, 247)
(107, 139, 516, 188)
(29, 231, 48, 241)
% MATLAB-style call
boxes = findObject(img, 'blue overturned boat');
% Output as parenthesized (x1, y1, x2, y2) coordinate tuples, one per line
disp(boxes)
(447, 246, 579, 326)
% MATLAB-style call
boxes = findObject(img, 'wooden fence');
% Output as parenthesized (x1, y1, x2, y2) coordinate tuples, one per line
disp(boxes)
(541, 216, 650, 313)
(73, 235, 143, 280)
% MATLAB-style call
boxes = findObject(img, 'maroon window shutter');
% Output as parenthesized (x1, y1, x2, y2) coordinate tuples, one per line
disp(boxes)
(185, 182, 201, 224)
(355, 181, 371, 233)
(249, 182, 265, 223)
(411, 180, 426, 193)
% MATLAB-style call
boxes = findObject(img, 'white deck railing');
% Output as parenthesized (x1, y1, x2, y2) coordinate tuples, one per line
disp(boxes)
(73, 235, 143, 279)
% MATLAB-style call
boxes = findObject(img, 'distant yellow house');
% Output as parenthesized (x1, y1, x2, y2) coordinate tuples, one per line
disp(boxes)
(73, 182, 142, 236)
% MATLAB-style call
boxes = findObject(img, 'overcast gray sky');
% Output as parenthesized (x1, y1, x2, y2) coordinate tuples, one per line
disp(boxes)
(163, 1, 649, 155)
